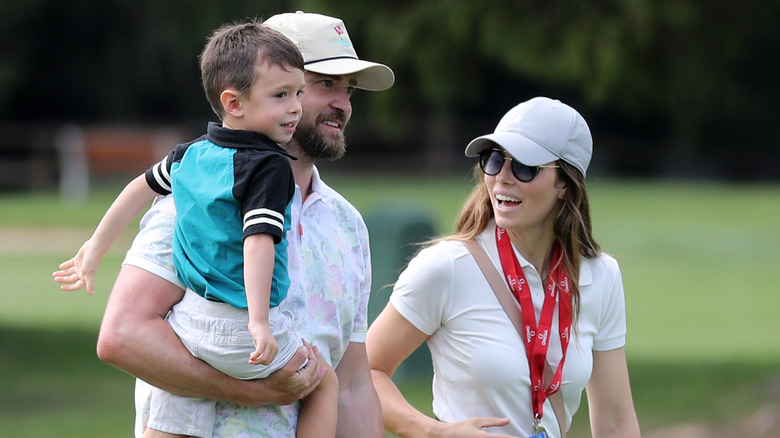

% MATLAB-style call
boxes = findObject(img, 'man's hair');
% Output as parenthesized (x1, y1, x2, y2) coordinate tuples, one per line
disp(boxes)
(199, 18, 304, 119)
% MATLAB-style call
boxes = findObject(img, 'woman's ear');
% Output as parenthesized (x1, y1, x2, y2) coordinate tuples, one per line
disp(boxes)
(220, 88, 243, 118)
(557, 180, 567, 199)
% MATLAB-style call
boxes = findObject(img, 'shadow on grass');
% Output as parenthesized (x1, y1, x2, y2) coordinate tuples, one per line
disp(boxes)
(2, 325, 778, 437)
(629, 359, 780, 427)
(389, 356, 780, 437)
(0, 325, 136, 438)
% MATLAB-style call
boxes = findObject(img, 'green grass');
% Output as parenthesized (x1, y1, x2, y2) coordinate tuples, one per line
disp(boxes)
(1, 175, 779, 437)
(330, 176, 780, 362)
(0, 326, 136, 438)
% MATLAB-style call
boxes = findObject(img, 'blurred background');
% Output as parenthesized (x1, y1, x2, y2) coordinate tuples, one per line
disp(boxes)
(2, 0, 779, 190)
(1, 1, 779, 437)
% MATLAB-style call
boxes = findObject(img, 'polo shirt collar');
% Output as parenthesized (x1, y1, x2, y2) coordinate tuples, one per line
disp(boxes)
(205, 122, 296, 160)
(482, 221, 592, 287)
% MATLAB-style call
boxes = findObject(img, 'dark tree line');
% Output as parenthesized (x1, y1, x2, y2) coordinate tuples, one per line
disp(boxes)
(2, 0, 778, 179)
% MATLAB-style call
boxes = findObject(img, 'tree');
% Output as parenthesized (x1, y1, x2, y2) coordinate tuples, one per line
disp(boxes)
(0, 0, 300, 123)
(2, 0, 777, 178)
(309, 0, 780, 177)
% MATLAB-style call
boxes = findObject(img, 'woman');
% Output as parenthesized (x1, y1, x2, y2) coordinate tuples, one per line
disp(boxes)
(366, 97, 641, 438)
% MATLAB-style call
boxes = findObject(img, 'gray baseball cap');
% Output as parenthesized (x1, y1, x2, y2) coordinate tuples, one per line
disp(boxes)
(465, 97, 592, 176)
(264, 11, 395, 91)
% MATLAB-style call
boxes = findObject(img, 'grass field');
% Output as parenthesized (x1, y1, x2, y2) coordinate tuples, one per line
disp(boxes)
(1, 174, 779, 437)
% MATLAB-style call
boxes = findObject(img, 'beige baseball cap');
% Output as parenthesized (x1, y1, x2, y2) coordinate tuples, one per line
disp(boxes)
(264, 11, 395, 91)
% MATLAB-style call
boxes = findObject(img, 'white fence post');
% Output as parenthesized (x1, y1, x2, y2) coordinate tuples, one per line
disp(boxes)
(55, 125, 89, 203)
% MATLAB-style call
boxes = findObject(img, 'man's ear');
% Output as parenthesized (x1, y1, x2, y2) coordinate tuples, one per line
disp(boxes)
(220, 89, 243, 118)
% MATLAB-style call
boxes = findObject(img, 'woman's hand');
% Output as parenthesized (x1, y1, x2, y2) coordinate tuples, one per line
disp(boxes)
(434, 416, 519, 438)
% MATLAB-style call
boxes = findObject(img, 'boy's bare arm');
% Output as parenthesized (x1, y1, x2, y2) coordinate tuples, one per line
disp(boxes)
(53, 174, 158, 294)
(243, 233, 278, 365)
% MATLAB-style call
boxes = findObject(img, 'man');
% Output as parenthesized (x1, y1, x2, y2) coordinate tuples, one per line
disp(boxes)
(95, 11, 394, 437)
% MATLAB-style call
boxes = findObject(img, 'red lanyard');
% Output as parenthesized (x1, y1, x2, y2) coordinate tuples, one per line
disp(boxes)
(495, 226, 572, 422)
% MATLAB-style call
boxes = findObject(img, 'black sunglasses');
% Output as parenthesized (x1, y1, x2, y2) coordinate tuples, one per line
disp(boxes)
(478, 149, 559, 182)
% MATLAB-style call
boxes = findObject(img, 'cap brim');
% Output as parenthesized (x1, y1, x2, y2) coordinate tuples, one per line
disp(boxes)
(465, 132, 559, 166)
(305, 58, 395, 91)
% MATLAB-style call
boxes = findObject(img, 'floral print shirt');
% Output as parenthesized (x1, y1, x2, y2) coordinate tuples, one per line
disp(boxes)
(126, 166, 372, 438)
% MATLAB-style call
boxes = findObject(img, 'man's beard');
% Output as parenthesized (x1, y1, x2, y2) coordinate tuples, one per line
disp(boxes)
(292, 112, 348, 161)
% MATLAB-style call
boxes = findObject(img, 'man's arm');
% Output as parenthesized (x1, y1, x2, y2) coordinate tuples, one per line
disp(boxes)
(334, 342, 383, 438)
(96, 264, 324, 406)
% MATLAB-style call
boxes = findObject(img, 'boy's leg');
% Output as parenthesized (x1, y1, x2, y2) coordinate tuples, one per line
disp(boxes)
(146, 386, 216, 438)
(295, 366, 339, 438)
(142, 427, 188, 438)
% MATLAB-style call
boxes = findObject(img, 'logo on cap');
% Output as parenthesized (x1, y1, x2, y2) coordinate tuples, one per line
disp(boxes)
(332, 25, 352, 47)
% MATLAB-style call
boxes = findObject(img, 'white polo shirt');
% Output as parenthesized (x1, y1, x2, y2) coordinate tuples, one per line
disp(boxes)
(390, 222, 627, 437)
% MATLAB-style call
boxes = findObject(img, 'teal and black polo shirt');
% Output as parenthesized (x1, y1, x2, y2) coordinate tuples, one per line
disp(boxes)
(145, 122, 295, 309)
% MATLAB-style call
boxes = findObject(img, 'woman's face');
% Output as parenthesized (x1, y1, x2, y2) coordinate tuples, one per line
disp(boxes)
(484, 150, 565, 235)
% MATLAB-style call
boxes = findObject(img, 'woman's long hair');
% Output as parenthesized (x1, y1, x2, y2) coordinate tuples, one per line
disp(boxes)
(446, 161, 600, 322)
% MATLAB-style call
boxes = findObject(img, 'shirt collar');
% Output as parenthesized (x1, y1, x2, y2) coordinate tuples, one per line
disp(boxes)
(479, 220, 592, 287)
(205, 122, 296, 160)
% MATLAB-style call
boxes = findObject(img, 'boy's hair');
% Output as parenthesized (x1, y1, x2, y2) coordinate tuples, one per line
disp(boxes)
(199, 18, 305, 119)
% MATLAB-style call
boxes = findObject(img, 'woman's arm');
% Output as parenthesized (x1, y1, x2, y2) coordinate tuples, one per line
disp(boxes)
(366, 303, 514, 438)
(586, 348, 641, 438)
(367, 303, 436, 437)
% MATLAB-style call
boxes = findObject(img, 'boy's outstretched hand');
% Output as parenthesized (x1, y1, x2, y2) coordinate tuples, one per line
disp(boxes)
(52, 240, 100, 295)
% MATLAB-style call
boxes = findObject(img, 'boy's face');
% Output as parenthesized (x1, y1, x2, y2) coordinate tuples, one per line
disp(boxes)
(232, 61, 305, 144)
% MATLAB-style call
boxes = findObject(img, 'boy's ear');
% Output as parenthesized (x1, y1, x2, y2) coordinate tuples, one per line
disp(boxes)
(220, 89, 243, 118)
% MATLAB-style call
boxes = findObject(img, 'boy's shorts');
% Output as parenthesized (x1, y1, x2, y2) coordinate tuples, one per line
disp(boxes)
(146, 289, 302, 438)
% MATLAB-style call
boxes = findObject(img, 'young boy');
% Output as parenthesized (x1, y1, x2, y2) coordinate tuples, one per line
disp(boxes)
(53, 20, 336, 438)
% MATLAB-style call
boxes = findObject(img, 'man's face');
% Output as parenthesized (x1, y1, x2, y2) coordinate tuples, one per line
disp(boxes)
(292, 72, 357, 161)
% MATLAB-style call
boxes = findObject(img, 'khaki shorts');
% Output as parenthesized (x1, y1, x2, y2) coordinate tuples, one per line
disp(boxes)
(146, 289, 302, 438)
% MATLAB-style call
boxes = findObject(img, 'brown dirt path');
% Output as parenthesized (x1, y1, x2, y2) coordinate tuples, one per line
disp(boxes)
(0, 227, 134, 254)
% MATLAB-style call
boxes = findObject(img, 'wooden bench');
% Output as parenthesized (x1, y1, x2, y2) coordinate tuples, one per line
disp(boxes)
(56, 125, 186, 199)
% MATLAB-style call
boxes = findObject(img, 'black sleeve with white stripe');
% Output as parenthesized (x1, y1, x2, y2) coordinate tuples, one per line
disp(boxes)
(234, 149, 295, 244)
(144, 149, 176, 195)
